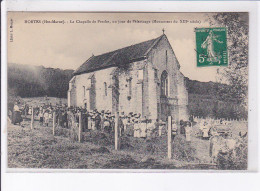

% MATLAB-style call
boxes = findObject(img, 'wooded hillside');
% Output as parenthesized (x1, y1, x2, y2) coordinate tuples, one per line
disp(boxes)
(185, 77, 247, 119)
(8, 63, 74, 98)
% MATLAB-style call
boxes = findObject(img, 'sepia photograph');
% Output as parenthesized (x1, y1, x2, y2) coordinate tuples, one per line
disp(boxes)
(6, 12, 249, 170)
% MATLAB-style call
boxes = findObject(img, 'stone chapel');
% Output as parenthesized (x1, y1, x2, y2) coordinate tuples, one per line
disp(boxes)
(68, 33, 188, 122)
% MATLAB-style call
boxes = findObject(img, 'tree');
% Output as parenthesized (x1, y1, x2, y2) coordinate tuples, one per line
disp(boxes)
(209, 13, 249, 108)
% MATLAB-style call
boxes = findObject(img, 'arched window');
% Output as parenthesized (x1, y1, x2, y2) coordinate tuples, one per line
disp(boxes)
(161, 70, 168, 97)
(104, 82, 107, 96)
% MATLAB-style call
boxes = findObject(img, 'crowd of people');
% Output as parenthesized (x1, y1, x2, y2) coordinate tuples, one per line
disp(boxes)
(63, 109, 173, 139)
(10, 101, 196, 140)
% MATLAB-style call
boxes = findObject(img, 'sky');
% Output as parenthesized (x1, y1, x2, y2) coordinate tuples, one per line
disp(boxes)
(8, 12, 223, 82)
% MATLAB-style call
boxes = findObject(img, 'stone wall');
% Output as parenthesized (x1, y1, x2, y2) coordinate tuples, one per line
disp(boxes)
(118, 60, 147, 116)
(70, 67, 116, 110)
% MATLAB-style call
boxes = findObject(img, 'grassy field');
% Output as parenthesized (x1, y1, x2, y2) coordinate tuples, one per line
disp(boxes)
(8, 119, 247, 169)
(7, 97, 247, 170)
(8, 119, 196, 169)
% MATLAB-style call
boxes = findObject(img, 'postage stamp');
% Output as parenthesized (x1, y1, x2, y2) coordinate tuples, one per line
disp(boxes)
(195, 27, 228, 67)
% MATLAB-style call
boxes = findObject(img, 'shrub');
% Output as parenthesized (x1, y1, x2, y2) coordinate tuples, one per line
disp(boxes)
(216, 140, 247, 170)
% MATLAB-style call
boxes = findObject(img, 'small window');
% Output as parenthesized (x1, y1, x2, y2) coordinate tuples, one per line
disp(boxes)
(83, 86, 86, 97)
(166, 50, 168, 64)
(104, 82, 107, 96)
(154, 69, 158, 79)
(129, 79, 132, 97)
(127, 78, 132, 100)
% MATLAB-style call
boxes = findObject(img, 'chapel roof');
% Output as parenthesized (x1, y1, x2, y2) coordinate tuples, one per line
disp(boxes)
(73, 34, 165, 75)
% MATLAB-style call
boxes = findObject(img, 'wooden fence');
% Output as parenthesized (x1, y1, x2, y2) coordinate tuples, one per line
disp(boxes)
(193, 116, 248, 124)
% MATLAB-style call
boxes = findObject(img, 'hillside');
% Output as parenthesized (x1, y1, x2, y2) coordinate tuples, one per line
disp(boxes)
(184, 77, 247, 119)
(8, 63, 74, 98)
(184, 77, 237, 102)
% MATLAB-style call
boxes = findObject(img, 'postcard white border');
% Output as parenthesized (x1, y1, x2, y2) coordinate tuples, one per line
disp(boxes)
(1, 1, 259, 191)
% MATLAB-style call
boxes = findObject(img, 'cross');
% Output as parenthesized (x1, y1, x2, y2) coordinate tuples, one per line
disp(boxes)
(162, 28, 165, 34)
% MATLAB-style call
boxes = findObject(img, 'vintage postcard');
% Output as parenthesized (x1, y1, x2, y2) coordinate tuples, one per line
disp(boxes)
(6, 11, 249, 171)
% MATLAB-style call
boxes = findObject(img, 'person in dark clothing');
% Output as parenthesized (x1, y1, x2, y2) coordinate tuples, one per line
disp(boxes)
(12, 103, 23, 125)
(62, 111, 68, 128)
(189, 115, 194, 123)
(75, 111, 80, 124)
(110, 116, 115, 134)
(25, 104, 29, 118)
(172, 120, 178, 140)
(95, 113, 101, 130)
(152, 119, 160, 137)
(81, 112, 88, 132)
(118, 116, 124, 136)
(57, 110, 63, 127)
(180, 120, 186, 135)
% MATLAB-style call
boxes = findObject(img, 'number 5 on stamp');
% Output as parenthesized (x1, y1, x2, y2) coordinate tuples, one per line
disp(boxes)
(195, 27, 228, 67)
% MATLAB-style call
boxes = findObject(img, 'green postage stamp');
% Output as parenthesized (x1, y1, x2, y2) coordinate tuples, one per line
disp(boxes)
(195, 27, 228, 67)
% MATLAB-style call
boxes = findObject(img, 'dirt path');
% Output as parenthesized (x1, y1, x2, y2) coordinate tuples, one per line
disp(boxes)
(190, 123, 212, 163)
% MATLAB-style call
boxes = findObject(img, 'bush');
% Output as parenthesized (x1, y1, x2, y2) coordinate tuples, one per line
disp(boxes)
(216, 140, 247, 170)
(84, 131, 114, 146)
